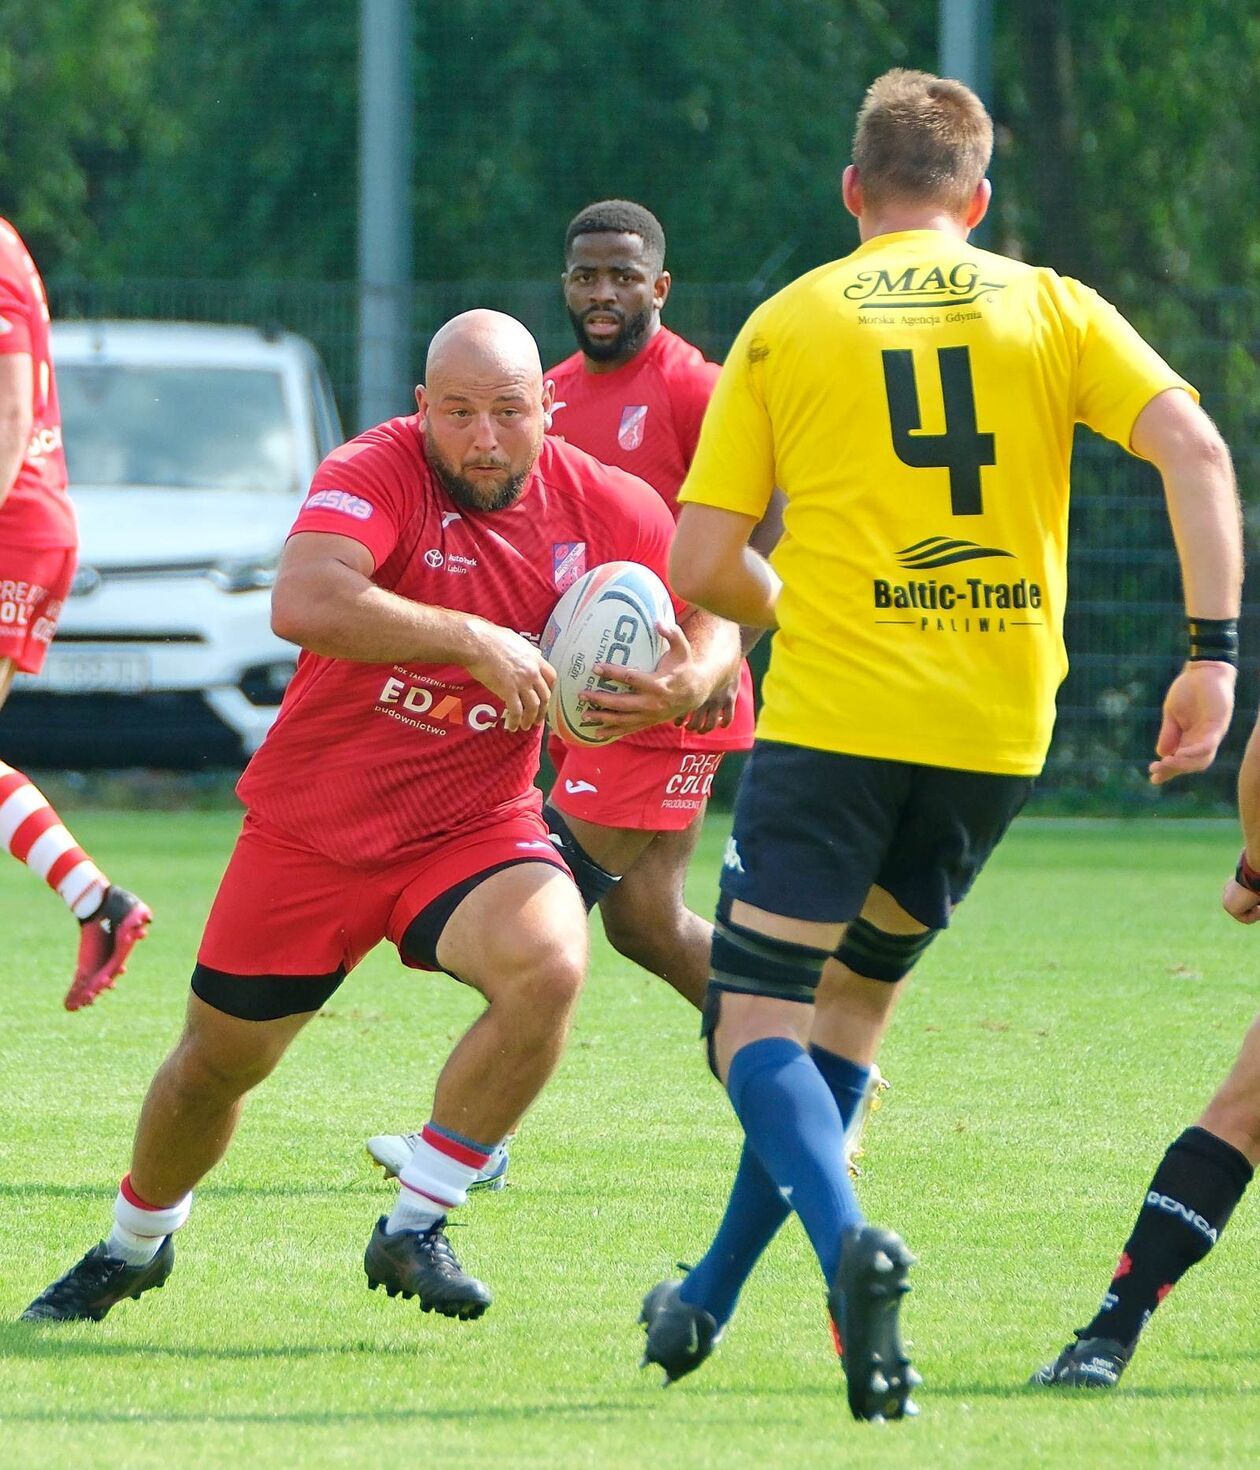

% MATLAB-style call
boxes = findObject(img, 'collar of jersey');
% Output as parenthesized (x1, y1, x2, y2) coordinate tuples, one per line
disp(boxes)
(848, 229, 959, 256)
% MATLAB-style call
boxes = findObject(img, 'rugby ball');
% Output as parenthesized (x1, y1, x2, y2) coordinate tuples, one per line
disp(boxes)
(542, 561, 673, 747)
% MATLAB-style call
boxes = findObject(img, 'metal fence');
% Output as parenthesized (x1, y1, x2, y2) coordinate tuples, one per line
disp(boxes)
(46, 275, 1260, 808)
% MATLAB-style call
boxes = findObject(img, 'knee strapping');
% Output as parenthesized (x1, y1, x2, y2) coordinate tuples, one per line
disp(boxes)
(834, 916, 937, 982)
(543, 804, 619, 912)
(709, 895, 829, 1004)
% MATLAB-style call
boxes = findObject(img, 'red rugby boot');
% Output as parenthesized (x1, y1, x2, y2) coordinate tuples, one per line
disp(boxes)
(66, 886, 152, 1010)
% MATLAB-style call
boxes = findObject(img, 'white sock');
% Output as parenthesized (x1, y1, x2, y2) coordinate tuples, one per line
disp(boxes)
(385, 1123, 493, 1235)
(106, 1174, 192, 1264)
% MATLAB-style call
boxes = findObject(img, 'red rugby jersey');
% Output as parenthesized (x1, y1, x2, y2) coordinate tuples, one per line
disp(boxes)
(0, 219, 74, 549)
(238, 418, 678, 866)
(546, 326, 753, 751)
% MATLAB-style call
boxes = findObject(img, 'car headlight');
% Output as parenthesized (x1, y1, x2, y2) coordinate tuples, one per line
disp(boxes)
(207, 557, 279, 593)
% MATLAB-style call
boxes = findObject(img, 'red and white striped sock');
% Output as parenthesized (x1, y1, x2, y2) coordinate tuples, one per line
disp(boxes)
(386, 1123, 494, 1235)
(0, 763, 108, 919)
(105, 1173, 193, 1265)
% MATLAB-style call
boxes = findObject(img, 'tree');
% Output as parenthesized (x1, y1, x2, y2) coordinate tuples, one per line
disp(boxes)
(0, 0, 157, 271)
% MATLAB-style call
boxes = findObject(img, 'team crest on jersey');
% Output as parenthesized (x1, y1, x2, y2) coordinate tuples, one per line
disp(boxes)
(618, 404, 648, 451)
(553, 541, 587, 591)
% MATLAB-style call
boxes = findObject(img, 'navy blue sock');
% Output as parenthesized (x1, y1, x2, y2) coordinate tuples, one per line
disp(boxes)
(679, 1144, 788, 1325)
(810, 1045, 871, 1130)
(726, 1037, 864, 1284)
(681, 1044, 873, 1323)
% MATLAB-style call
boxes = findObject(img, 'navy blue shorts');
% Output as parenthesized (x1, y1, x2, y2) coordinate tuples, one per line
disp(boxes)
(719, 741, 1033, 931)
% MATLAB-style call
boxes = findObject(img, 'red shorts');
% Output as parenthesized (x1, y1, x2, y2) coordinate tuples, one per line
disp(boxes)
(548, 734, 725, 831)
(0, 547, 74, 675)
(192, 809, 570, 1019)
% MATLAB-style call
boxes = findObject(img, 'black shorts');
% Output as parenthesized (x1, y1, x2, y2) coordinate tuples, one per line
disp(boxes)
(718, 741, 1033, 931)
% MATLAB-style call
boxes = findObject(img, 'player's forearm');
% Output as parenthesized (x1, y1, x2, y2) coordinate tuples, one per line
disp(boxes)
(1163, 445, 1243, 621)
(0, 404, 32, 509)
(679, 608, 743, 696)
(272, 559, 487, 667)
(1238, 721, 1260, 868)
(1135, 395, 1243, 621)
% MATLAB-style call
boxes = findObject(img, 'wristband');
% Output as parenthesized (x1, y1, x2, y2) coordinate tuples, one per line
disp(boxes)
(1187, 616, 1238, 667)
(1235, 850, 1260, 894)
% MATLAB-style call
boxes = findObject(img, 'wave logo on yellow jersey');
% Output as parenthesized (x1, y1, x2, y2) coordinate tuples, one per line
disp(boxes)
(896, 536, 1014, 571)
(844, 262, 1006, 311)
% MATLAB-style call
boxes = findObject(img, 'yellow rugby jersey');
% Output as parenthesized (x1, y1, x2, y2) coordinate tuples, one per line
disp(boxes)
(678, 230, 1194, 775)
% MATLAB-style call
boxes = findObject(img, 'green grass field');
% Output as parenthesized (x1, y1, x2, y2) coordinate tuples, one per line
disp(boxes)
(1, 812, 1256, 1469)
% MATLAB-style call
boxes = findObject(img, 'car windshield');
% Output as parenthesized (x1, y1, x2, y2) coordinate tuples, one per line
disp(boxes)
(58, 364, 298, 493)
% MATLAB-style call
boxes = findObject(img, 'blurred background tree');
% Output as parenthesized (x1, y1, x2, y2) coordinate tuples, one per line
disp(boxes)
(0, 1, 1254, 296)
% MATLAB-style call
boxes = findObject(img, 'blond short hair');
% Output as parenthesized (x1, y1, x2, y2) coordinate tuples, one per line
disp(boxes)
(852, 69, 993, 215)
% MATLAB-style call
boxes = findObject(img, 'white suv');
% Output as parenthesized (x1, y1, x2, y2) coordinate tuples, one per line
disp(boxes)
(7, 320, 343, 765)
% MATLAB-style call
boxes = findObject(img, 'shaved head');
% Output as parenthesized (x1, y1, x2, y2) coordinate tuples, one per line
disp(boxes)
(418, 310, 553, 513)
(425, 309, 543, 386)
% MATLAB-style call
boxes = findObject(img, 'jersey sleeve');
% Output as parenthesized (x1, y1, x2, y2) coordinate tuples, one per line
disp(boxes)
(288, 438, 411, 569)
(676, 311, 775, 519)
(669, 356, 722, 465)
(1061, 277, 1197, 450)
(0, 267, 34, 356)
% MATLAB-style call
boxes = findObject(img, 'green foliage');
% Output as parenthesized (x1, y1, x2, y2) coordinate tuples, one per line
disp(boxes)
(2, 2, 1257, 300)
(996, 2, 1260, 294)
(91, 0, 357, 279)
(0, 0, 157, 269)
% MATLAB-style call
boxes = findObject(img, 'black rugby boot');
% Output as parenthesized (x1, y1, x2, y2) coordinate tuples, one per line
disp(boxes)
(21, 1237, 174, 1322)
(828, 1224, 920, 1422)
(1030, 1333, 1130, 1389)
(364, 1216, 492, 1319)
(639, 1278, 721, 1384)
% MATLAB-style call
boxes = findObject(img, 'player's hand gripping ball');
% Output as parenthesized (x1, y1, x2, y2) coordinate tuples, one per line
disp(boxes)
(541, 561, 672, 746)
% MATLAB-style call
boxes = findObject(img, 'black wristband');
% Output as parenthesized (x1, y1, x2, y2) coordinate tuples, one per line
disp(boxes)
(1187, 616, 1238, 667)
(1235, 849, 1260, 894)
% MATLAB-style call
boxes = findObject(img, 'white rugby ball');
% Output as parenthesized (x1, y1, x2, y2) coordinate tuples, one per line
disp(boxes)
(542, 561, 673, 747)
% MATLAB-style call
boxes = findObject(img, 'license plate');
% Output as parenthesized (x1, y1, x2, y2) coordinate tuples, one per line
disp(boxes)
(31, 650, 153, 693)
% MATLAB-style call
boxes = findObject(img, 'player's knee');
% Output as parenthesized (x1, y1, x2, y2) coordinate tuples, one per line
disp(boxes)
(504, 934, 586, 1026)
(833, 915, 938, 982)
(167, 1031, 280, 1098)
(710, 896, 829, 1004)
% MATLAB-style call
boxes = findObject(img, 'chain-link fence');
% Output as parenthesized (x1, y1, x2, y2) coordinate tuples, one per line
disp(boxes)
(41, 275, 1260, 808)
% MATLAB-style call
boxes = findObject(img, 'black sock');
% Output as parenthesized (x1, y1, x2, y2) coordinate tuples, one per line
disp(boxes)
(1083, 1126, 1253, 1348)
